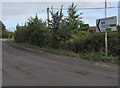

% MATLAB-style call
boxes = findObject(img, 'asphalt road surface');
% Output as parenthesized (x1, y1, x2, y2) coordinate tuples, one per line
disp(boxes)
(2, 41, 118, 86)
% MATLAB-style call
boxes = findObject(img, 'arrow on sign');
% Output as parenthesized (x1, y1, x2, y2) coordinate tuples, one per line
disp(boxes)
(97, 19, 101, 32)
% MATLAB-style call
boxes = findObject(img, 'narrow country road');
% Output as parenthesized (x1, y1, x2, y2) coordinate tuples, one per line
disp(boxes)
(2, 41, 118, 86)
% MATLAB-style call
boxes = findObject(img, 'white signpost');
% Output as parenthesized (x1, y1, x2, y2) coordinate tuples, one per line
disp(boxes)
(96, 16, 117, 32)
(96, 16, 117, 55)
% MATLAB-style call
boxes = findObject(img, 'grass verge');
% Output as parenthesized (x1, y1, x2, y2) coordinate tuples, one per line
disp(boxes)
(6, 38, 119, 64)
(6, 39, 80, 57)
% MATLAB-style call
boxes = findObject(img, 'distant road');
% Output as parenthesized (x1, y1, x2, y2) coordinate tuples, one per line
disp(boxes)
(2, 41, 118, 86)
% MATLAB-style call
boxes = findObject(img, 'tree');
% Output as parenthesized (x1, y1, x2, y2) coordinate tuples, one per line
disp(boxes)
(0, 21, 9, 38)
(59, 3, 83, 40)
(14, 23, 27, 42)
(15, 14, 50, 47)
(58, 3, 90, 49)
(49, 5, 63, 48)
(67, 3, 83, 31)
(0, 21, 6, 31)
(26, 14, 48, 46)
(58, 3, 82, 45)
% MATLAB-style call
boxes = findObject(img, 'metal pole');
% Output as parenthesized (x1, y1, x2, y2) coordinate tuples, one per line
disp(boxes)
(105, 0, 107, 18)
(105, 0, 108, 55)
(47, 7, 49, 27)
(105, 32, 108, 55)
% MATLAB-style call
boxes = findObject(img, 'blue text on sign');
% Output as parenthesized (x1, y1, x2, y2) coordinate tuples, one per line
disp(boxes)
(101, 21, 106, 24)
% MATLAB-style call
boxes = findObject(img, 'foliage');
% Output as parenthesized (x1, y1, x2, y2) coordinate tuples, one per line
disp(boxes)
(83, 51, 118, 64)
(58, 3, 89, 49)
(14, 3, 119, 63)
(49, 5, 63, 48)
(15, 14, 50, 47)
(64, 3, 83, 37)
(0, 21, 14, 38)
(0, 21, 7, 38)
(67, 32, 119, 56)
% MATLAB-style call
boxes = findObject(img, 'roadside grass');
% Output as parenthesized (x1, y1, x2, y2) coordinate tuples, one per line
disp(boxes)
(6, 38, 15, 42)
(6, 38, 80, 57)
(83, 52, 119, 64)
(6, 38, 119, 64)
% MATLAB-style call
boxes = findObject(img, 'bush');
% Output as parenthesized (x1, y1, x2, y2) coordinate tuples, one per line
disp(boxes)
(14, 15, 50, 47)
(83, 51, 118, 63)
(67, 32, 118, 56)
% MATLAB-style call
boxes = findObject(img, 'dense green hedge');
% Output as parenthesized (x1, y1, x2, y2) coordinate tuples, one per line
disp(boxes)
(66, 32, 119, 56)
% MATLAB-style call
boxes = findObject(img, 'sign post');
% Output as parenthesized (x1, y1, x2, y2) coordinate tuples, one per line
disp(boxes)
(105, 32, 108, 55)
(96, 16, 117, 55)
(96, 0, 117, 55)
(105, 0, 108, 55)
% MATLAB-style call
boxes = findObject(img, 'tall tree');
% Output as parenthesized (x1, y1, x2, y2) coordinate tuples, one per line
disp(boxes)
(0, 21, 6, 31)
(49, 5, 63, 48)
(67, 3, 83, 30)
(15, 14, 50, 47)
(0, 21, 9, 38)
(59, 3, 83, 42)
(26, 13, 47, 46)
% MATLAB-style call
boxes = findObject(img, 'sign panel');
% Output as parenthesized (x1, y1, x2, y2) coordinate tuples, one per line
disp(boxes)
(96, 16, 117, 32)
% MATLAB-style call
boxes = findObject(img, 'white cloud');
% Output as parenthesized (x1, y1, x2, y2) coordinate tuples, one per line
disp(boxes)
(3, 12, 47, 23)
(2, 2, 102, 21)
(82, 16, 97, 20)
(2, 1, 119, 31)
(2, 2, 110, 17)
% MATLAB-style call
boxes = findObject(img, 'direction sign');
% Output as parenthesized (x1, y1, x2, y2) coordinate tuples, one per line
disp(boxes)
(96, 16, 117, 32)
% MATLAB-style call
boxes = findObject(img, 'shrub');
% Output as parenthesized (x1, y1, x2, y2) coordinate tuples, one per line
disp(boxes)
(68, 32, 118, 56)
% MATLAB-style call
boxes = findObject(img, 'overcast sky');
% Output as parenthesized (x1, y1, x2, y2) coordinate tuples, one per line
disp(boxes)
(1, 0, 119, 31)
